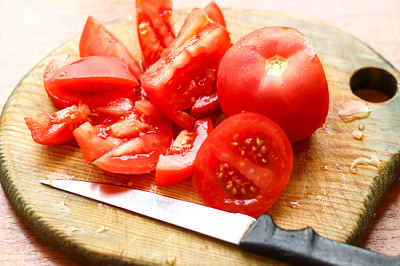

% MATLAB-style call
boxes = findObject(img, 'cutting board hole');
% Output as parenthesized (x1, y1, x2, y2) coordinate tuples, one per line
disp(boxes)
(350, 67, 397, 103)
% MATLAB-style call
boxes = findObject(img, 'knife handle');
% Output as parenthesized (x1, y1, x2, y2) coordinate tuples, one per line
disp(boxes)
(239, 215, 399, 266)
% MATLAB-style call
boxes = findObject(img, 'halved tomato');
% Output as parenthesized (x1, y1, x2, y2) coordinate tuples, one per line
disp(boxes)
(136, 0, 175, 68)
(192, 112, 293, 218)
(73, 99, 173, 175)
(43, 56, 139, 109)
(25, 104, 91, 145)
(79, 16, 142, 78)
(141, 9, 232, 129)
(156, 118, 213, 186)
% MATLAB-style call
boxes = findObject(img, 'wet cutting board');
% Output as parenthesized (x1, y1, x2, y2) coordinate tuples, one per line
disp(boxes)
(1, 9, 400, 265)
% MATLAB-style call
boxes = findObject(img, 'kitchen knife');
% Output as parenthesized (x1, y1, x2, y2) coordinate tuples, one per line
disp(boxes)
(40, 179, 399, 265)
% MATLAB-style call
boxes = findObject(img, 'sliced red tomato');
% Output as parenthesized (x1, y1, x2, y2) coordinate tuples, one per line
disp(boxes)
(25, 104, 90, 145)
(43, 56, 139, 109)
(73, 100, 173, 175)
(92, 97, 135, 124)
(204, 1, 226, 27)
(192, 112, 293, 218)
(190, 85, 221, 119)
(217, 26, 329, 143)
(136, 0, 175, 68)
(79, 16, 142, 78)
(142, 9, 232, 129)
(156, 118, 213, 186)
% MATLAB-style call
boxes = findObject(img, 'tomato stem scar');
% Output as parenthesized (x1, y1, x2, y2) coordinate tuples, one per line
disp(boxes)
(265, 56, 288, 76)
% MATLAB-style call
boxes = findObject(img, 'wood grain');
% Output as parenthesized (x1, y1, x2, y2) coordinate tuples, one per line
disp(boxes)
(1, 1, 400, 265)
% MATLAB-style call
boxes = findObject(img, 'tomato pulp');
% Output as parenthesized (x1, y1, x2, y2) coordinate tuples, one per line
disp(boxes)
(192, 112, 293, 218)
(217, 26, 329, 143)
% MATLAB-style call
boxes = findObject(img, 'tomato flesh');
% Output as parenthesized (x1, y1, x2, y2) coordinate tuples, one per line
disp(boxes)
(156, 118, 213, 186)
(192, 112, 293, 218)
(25, 104, 91, 145)
(44, 56, 139, 109)
(73, 99, 173, 175)
(204, 1, 226, 28)
(142, 10, 232, 129)
(79, 16, 142, 78)
(217, 26, 329, 143)
(136, 0, 175, 68)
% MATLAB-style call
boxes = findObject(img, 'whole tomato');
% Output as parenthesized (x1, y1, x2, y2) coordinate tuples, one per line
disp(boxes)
(217, 26, 329, 143)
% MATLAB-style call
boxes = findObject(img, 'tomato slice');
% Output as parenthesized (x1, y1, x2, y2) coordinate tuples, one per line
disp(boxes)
(204, 1, 226, 28)
(92, 97, 135, 124)
(79, 16, 142, 79)
(25, 104, 91, 145)
(142, 9, 232, 129)
(155, 118, 213, 186)
(190, 85, 221, 119)
(136, 0, 175, 68)
(192, 112, 293, 218)
(73, 100, 173, 175)
(44, 56, 139, 109)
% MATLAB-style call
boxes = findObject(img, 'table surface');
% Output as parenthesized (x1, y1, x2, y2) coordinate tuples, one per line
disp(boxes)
(1, 0, 399, 264)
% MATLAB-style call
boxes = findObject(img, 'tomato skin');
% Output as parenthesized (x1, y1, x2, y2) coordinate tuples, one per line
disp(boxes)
(25, 104, 90, 145)
(79, 16, 142, 78)
(74, 99, 173, 175)
(155, 118, 213, 187)
(217, 26, 329, 143)
(192, 112, 293, 218)
(136, 0, 175, 68)
(44, 56, 138, 109)
(142, 11, 232, 129)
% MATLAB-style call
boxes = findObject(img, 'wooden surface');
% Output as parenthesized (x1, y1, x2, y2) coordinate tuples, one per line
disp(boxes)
(1, 0, 400, 265)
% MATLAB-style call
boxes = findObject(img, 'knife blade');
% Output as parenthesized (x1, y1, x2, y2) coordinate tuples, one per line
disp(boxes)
(40, 179, 399, 266)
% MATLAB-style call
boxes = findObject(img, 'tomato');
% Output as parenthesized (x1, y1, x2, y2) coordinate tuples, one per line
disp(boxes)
(93, 97, 135, 124)
(142, 8, 232, 129)
(73, 100, 173, 175)
(204, 1, 226, 28)
(217, 26, 329, 143)
(79, 16, 142, 79)
(43, 56, 139, 109)
(25, 104, 90, 145)
(192, 112, 293, 218)
(190, 85, 221, 119)
(136, 0, 175, 68)
(155, 118, 213, 186)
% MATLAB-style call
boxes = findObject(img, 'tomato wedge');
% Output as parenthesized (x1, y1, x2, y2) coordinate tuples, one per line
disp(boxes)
(136, 0, 175, 68)
(155, 118, 213, 186)
(192, 112, 293, 218)
(142, 9, 232, 129)
(43, 56, 139, 109)
(74, 100, 173, 175)
(25, 104, 91, 145)
(204, 1, 226, 27)
(79, 16, 142, 78)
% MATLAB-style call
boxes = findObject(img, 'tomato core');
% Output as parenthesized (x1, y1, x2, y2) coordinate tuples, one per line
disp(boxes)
(265, 56, 288, 76)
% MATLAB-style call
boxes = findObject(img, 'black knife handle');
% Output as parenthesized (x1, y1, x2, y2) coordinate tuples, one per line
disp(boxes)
(239, 214, 400, 266)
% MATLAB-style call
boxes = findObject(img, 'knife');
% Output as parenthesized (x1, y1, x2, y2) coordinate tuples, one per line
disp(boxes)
(40, 179, 399, 265)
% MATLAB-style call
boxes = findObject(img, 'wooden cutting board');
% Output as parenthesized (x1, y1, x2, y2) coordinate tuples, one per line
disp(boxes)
(1, 9, 399, 265)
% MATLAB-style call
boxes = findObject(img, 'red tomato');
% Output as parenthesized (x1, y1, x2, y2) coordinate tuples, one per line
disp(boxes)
(25, 104, 90, 145)
(192, 112, 293, 218)
(217, 26, 329, 143)
(136, 0, 175, 68)
(79, 16, 142, 78)
(43, 56, 139, 109)
(155, 118, 213, 186)
(142, 9, 232, 129)
(190, 85, 221, 119)
(93, 97, 135, 124)
(204, 1, 226, 28)
(74, 100, 173, 175)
